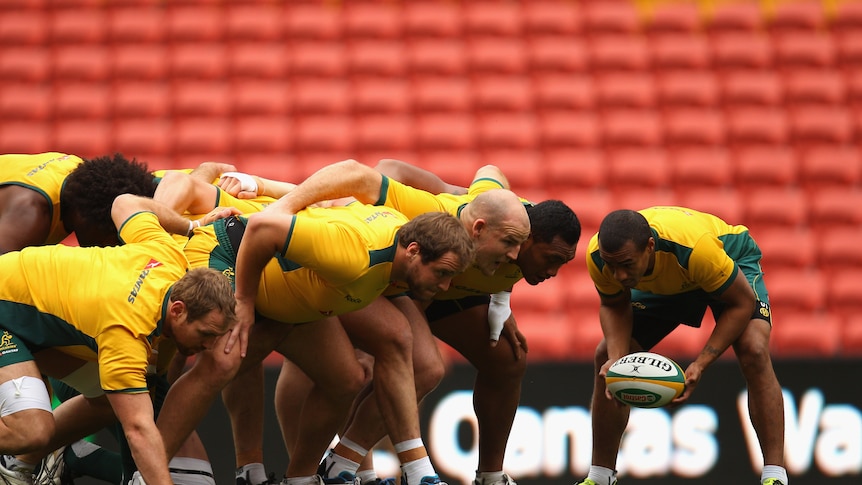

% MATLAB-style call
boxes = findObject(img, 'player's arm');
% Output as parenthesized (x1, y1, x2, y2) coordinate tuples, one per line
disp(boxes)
(112, 193, 234, 238)
(218, 171, 298, 199)
(107, 392, 173, 485)
(374, 158, 468, 195)
(153, 170, 220, 216)
(188, 161, 237, 183)
(598, 290, 634, 366)
(0, 187, 51, 254)
(229, 211, 295, 355)
(267, 159, 384, 215)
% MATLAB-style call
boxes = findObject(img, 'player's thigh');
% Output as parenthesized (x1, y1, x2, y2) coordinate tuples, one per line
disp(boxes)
(276, 317, 365, 391)
(431, 304, 519, 368)
(390, 295, 441, 366)
(339, 297, 412, 354)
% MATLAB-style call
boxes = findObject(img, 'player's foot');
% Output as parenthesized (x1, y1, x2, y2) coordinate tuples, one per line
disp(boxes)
(574, 479, 617, 485)
(409, 476, 448, 485)
(32, 447, 71, 485)
(762, 480, 785, 485)
(473, 473, 516, 485)
(0, 456, 33, 485)
(236, 468, 278, 485)
(316, 460, 359, 484)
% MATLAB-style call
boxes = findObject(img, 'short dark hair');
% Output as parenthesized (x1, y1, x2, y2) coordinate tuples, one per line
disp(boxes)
(171, 267, 237, 330)
(60, 153, 156, 238)
(526, 200, 581, 245)
(397, 211, 475, 272)
(598, 209, 651, 253)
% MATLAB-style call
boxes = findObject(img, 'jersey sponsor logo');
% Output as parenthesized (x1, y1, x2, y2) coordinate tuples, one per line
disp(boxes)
(0, 331, 18, 356)
(128, 260, 159, 303)
(364, 210, 399, 224)
(26, 154, 71, 177)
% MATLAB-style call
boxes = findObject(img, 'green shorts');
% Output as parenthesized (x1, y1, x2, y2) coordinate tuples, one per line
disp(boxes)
(0, 330, 35, 367)
(632, 234, 772, 350)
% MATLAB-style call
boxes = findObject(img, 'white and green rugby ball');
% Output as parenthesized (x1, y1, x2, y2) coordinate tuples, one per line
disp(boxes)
(606, 351, 686, 408)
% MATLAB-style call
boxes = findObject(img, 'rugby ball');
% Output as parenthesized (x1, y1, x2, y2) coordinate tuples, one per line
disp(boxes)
(605, 352, 686, 408)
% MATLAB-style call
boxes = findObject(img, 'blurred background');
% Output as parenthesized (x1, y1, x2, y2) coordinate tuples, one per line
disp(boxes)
(2, 0, 862, 483)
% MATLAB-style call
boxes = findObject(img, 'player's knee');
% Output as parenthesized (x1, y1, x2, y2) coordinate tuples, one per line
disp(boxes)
(594, 340, 609, 367)
(413, 353, 445, 398)
(736, 342, 772, 374)
(192, 349, 242, 387)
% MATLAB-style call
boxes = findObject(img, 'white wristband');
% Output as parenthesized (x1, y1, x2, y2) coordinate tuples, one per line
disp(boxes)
(488, 291, 512, 342)
(187, 219, 200, 237)
(220, 171, 258, 193)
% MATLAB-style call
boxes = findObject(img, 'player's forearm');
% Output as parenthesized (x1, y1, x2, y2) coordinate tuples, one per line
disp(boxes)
(154, 171, 219, 215)
(599, 303, 634, 361)
(234, 214, 284, 303)
(472, 164, 510, 190)
(698, 306, 750, 368)
(375, 158, 466, 195)
(274, 159, 382, 213)
(125, 426, 174, 485)
(189, 161, 236, 183)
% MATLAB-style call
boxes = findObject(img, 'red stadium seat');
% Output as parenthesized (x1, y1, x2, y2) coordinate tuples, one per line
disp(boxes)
(170, 43, 228, 80)
(771, 313, 840, 358)
(475, 113, 539, 150)
(768, 1, 825, 34)
(354, 114, 414, 152)
(467, 37, 528, 74)
(782, 69, 846, 107)
(414, 113, 476, 151)
(414, 150, 481, 187)
(607, 147, 670, 188)
(676, 187, 744, 223)
(670, 147, 733, 187)
(649, 33, 711, 71)
(743, 188, 808, 229)
(228, 43, 289, 79)
(108, 6, 167, 44)
(352, 77, 411, 114)
(808, 188, 862, 228)
(231, 80, 290, 116)
(544, 148, 606, 189)
(53, 120, 112, 158)
(113, 119, 173, 158)
(348, 40, 407, 77)
(283, 3, 343, 41)
(523, 0, 583, 36)
(766, 268, 826, 313)
(472, 75, 534, 112)
(113, 81, 170, 118)
(788, 106, 854, 145)
(50, 8, 107, 44)
(539, 110, 601, 148)
(734, 146, 798, 188)
(224, 3, 283, 41)
(826, 270, 862, 321)
(342, 2, 402, 39)
(528, 35, 589, 72)
(831, 1, 862, 35)
(407, 38, 468, 75)
(588, 35, 651, 72)
(656, 70, 719, 107)
(166, 5, 224, 42)
(290, 41, 347, 78)
(754, 227, 817, 271)
(773, 32, 836, 69)
(52, 45, 110, 81)
(836, 31, 862, 68)
(613, 187, 676, 212)
(290, 77, 350, 115)
(710, 32, 773, 71)
(819, 227, 862, 274)
(516, 311, 577, 361)
(171, 81, 231, 118)
(601, 109, 663, 147)
(0, 9, 47, 45)
(663, 108, 726, 147)
(726, 107, 789, 146)
(707, 2, 763, 34)
(840, 315, 862, 357)
(582, 1, 642, 35)
(172, 118, 232, 155)
(479, 149, 543, 191)
(798, 145, 861, 190)
(512, 273, 568, 312)
(233, 155, 305, 185)
(721, 70, 783, 107)
(0, 122, 50, 154)
(293, 114, 354, 153)
(0, 83, 51, 121)
(112, 44, 169, 80)
(548, 187, 613, 234)
(533, 73, 595, 111)
(651, 321, 711, 360)
(463, 0, 522, 37)
(594, 71, 657, 109)
(411, 76, 472, 113)
(53, 82, 111, 120)
(402, 1, 462, 38)
(646, 1, 703, 36)
(233, 116, 292, 154)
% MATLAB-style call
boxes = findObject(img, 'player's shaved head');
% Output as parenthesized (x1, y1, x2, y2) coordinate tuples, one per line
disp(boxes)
(462, 189, 530, 236)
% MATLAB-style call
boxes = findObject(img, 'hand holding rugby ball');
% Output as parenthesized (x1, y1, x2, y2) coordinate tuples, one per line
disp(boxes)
(605, 351, 686, 408)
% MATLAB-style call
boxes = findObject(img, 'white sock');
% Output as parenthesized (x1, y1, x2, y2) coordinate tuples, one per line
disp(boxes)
(237, 462, 268, 485)
(762, 465, 788, 484)
(357, 470, 378, 483)
(4, 456, 34, 472)
(401, 456, 436, 485)
(321, 450, 361, 478)
(587, 465, 616, 485)
(170, 457, 215, 485)
(338, 437, 369, 457)
(476, 470, 505, 484)
(283, 475, 319, 485)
